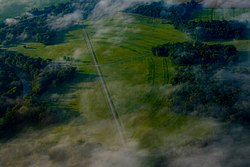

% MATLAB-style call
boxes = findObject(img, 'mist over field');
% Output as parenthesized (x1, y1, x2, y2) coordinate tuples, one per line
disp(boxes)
(0, 0, 249, 167)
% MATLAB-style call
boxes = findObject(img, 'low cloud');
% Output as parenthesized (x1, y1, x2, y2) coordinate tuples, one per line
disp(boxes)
(233, 12, 250, 22)
(17, 32, 29, 40)
(89, 144, 146, 167)
(72, 48, 87, 61)
(201, 0, 250, 8)
(91, 13, 135, 46)
(48, 10, 83, 30)
(169, 126, 250, 167)
(90, 0, 159, 19)
(4, 18, 18, 25)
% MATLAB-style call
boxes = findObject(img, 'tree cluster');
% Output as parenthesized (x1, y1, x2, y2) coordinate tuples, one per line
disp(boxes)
(31, 0, 99, 18)
(125, 0, 202, 24)
(152, 42, 239, 66)
(0, 50, 76, 137)
(184, 20, 249, 40)
(0, 14, 56, 45)
(0, 0, 99, 46)
(170, 66, 250, 125)
(152, 42, 250, 125)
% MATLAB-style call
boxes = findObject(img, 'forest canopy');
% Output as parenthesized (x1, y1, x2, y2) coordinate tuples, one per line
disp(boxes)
(0, 0, 99, 46)
(152, 42, 250, 125)
(0, 50, 76, 137)
(152, 42, 239, 65)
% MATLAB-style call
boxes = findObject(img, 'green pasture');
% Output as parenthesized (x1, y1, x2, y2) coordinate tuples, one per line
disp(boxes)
(86, 13, 221, 149)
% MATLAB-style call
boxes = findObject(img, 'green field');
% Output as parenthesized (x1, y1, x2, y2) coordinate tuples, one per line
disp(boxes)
(3, 13, 248, 166)
(85, 13, 222, 149)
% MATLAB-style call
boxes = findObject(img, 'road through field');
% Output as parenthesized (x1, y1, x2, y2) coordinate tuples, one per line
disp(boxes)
(83, 28, 126, 145)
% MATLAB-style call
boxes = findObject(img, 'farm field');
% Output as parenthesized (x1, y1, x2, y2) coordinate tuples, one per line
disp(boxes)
(86, 13, 223, 149)
(0, 0, 249, 164)
(1, 13, 226, 166)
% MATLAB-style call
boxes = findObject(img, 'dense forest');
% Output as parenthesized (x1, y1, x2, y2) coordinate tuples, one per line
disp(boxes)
(0, 50, 76, 137)
(152, 42, 239, 65)
(184, 20, 249, 40)
(0, 0, 99, 46)
(126, 1, 249, 41)
(152, 42, 250, 125)
(125, 0, 202, 24)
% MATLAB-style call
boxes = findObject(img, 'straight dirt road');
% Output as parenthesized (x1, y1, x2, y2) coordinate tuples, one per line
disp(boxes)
(83, 28, 126, 145)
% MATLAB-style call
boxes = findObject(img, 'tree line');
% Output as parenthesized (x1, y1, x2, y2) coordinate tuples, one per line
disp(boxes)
(152, 42, 239, 66)
(183, 20, 249, 40)
(125, 0, 202, 23)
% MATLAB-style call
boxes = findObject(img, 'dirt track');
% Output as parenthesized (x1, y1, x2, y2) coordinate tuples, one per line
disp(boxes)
(83, 28, 126, 145)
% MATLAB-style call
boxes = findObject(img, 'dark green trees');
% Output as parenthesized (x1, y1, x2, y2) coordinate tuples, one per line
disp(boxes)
(152, 42, 239, 65)
(184, 20, 249, 40)
(0, 50, 76, 136)
(0, 0, 99, 46)
(152, 42, 250, 125)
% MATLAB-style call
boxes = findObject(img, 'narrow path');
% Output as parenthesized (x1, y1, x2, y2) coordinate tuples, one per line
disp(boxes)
(83, 28, 126, 145)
